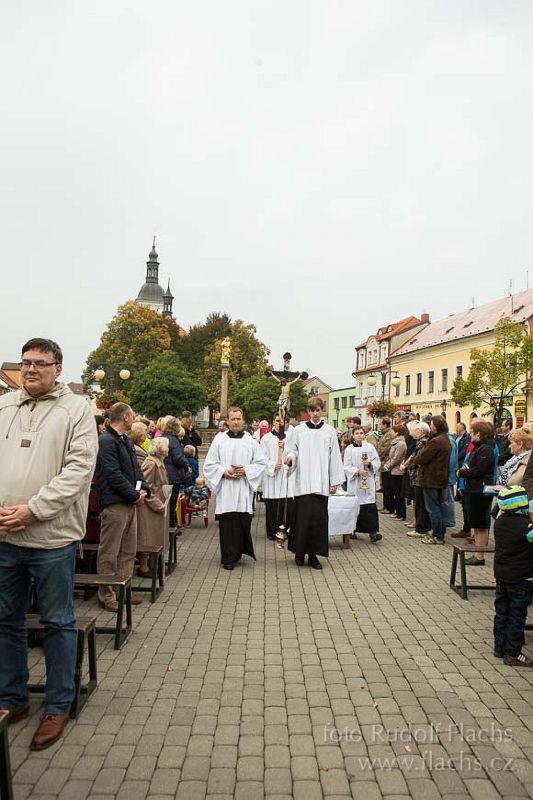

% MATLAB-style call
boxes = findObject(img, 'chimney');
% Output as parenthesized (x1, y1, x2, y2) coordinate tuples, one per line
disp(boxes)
(420, 312, 430, 323)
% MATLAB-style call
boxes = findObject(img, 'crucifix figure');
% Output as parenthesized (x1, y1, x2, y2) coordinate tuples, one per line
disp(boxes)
(265, 352, 308, 440)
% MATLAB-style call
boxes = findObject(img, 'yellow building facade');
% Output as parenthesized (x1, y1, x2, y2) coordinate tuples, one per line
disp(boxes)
(388, 290, 533, 428)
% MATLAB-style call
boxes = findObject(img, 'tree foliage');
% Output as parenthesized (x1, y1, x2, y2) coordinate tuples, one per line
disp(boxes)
(174, 312, 232, 375)
(84, 301, 172, 392)
(230, 375, 308, 422)
(367, 400, 397, 419)
(128, 353, 207, 420)
(200, 320, 270, 409)
(451, 317, 533, 426)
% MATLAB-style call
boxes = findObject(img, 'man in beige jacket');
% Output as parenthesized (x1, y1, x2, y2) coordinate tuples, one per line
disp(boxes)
(0, 338, 97, 750)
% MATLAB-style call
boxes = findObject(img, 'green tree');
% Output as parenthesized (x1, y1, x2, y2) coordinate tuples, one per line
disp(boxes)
(128, 353, 207, 419)
(230, 375, 308, 422)
(201, 320, 270, 409)
(174, 312, 232, 374)
(451, 317, 533, 426)
(84, 300, 172, 393)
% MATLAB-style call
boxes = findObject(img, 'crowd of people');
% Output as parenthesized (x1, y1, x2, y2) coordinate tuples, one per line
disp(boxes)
(2, 336, 533, 758)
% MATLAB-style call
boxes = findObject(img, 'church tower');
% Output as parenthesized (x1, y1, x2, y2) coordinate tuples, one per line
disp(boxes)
(136, 237, 166, 313)
(162, 280, 174, 318)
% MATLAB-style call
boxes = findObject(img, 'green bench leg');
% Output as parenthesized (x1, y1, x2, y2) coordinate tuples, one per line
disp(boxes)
(459, 553, 468, 600)
(0, 720, 13, 800)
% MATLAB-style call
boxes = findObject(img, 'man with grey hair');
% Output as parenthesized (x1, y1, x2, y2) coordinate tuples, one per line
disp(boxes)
(95, 402, 150, 610)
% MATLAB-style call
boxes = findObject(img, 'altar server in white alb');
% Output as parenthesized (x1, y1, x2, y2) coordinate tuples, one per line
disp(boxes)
(204, 407, 268, 570)
(284, 397, 345, 569)
(260, 413, 295, 540)
(344, 425, 382, 543)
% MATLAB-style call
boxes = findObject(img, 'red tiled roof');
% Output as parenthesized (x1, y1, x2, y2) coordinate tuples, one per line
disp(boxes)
(0, 370, 20, 389)
(356, 315, 424, 349)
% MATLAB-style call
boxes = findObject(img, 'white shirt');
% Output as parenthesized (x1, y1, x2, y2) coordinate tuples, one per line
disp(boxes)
(286, 421, 345, 497)
(203, 430, 268, 515)
(343, 442, 381, 504)
(260, 427, 295, 499)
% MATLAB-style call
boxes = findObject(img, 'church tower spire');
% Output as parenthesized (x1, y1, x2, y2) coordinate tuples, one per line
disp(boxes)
(162, 279, 174, 318)
(145, 236, 159, 283)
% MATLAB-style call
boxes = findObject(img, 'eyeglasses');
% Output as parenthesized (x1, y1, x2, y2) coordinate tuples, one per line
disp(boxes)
(19, 360, 58, 370)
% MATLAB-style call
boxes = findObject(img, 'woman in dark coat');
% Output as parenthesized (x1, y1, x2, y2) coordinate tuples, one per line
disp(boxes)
(457, 419, 496, 565)
(162, 416, 190, 531)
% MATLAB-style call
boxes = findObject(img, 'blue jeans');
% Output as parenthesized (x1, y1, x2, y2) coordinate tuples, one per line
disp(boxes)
(422, 488, 447, 541)
(0, 541, 77, 714)
(442, 485, 456, 528)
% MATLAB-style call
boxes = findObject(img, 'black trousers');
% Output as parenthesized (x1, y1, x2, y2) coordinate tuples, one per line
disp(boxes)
(169, 484, 180, 528)
(414, 486, 431, 532)
(381, 472, 394, 513)
(494, 579, 530, 657)
(391, 475, 406, 518)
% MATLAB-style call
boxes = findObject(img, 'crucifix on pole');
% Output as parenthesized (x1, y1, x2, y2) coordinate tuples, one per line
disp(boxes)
(265, 352, 308, 439)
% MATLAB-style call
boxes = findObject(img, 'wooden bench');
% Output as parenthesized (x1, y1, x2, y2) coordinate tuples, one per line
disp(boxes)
(27, 615, 97, 718)
(0, 710, 13, 800)
(133, 544, 164, 603)
(74, 574, 132, 649)
(450, 542, 496, 600)
(80, 542, 164, 603)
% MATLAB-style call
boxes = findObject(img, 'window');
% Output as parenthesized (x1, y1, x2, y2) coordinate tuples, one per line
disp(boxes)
(416, 373, 422, 394)
(381, 345, 387, 361)
(349, 395, 355, 406)
(310, 386, 319, 396)
(428, 370, 434, 393)
(334, 398, 340, 410)
(405, 375, 411, 395)
(441, 369, 448, 391)
(341, 396, 347, 409)
(358, 352, 365, 367)
(395, 384, 400, 398)
(358, 382, 364, 397)
(456, 365, 463, 379)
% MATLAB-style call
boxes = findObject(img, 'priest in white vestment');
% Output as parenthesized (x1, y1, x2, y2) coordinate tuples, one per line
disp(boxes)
(284, 397, 345, 569)
(260, 414, 295, 540)
(204, 407, 268, 570)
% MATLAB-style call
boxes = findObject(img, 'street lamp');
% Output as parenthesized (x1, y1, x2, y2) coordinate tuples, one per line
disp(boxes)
(391, 372, 401, 392)
(93, 365, 131, 392)
(367, 371, 387, 400)
(441, 398, 448, 417)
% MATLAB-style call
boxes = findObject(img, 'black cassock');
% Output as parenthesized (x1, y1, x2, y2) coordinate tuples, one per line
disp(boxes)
(288, 495, 329, 558)
(218, 513, 255, 565)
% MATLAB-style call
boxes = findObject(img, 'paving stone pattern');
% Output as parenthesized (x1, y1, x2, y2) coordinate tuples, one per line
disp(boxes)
(8, 505, 533, 799)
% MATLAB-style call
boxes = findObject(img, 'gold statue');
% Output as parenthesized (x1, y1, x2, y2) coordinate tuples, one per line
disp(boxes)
(221, 337, 231, 365)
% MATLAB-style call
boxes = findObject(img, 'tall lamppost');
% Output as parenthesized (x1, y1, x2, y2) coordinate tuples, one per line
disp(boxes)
(440, 398, 448, 418)
(219, 337, 231, 419)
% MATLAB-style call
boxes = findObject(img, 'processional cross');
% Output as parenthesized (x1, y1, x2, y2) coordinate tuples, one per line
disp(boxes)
(265, 352, 308, 439)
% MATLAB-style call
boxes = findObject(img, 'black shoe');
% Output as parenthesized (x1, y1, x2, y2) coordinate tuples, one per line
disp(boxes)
(369, 533, 382, 543)
(308, 556, 322, 570)
(350, 532, 358, 539)
(494, 649, 504, 658)
(295, 556, 305, 566)
(503, 653, 533, 667)
(222, 563, 234, 570)
(464, 556, 485, 566)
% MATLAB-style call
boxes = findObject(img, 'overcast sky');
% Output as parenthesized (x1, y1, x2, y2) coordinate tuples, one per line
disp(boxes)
(3, 1, 532, 388)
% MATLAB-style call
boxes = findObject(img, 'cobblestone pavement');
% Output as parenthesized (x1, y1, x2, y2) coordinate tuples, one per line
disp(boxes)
(8, 504, 533, 799)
